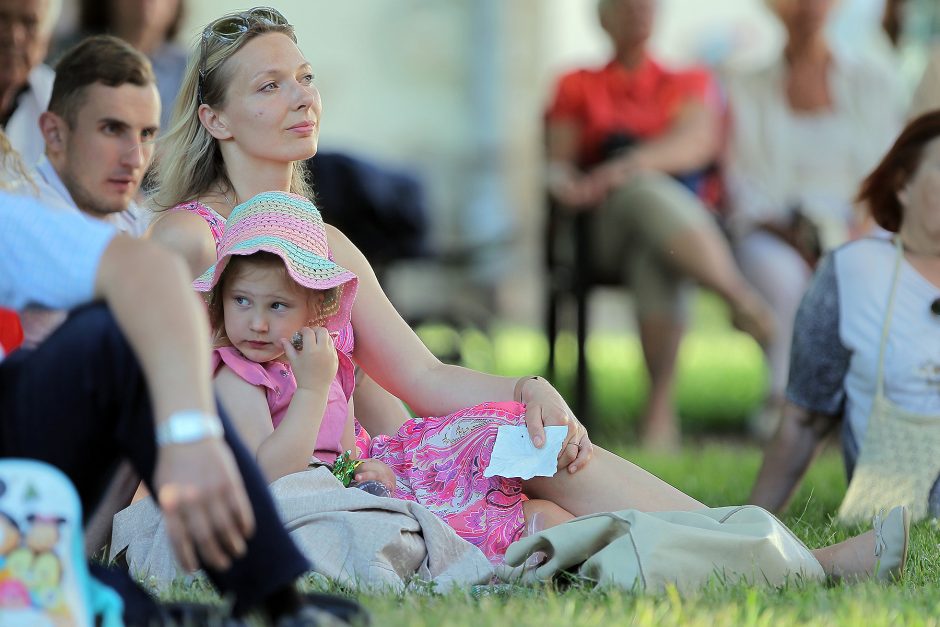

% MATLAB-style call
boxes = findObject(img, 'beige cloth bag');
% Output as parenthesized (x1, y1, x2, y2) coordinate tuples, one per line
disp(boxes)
(838, 239, 940, 524)
(496, 506, 824, 594)
(110, 467, 494, 593)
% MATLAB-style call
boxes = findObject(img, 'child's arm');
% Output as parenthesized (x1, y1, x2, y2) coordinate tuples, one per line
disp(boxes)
(214, 366, 276, 462)
(259, 327, 337, 481)
(353, 458, 396, 493)
(215, 328, 337, 483)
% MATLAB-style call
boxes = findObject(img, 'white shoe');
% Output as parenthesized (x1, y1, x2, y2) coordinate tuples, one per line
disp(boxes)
(873, 505, 911, 582)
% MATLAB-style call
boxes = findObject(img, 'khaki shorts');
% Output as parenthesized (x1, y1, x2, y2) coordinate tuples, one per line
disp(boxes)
(591, 171, 712, 320)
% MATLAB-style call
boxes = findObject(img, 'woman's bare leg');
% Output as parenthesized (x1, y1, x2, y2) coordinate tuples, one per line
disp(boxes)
(638, 316, 683, 450)
(811, 531, 876, 581)
(353, 371, 412, 436)
(523, 446, 705, 517)
(522, 499, 575, 533)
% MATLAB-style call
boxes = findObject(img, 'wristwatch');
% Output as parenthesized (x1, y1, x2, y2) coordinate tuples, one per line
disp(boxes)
(155, 411, 224, 446)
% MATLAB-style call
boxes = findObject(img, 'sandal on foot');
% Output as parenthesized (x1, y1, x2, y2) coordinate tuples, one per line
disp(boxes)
(873, 505, 911, 582)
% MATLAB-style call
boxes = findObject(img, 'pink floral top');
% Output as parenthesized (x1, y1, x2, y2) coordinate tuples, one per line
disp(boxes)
(169, 200, 226, 254)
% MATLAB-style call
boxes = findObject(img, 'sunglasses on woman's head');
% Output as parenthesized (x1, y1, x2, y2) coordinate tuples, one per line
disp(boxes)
(197, 7, 290, 104)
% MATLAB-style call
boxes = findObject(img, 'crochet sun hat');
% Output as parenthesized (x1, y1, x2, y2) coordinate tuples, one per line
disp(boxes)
(193, 191, 358, 332)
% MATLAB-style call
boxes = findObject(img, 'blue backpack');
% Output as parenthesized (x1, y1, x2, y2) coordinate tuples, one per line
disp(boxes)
(0, 459, 123, 627)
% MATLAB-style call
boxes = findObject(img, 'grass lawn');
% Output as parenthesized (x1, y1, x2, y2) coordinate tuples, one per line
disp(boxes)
(160, 442, 940, 626)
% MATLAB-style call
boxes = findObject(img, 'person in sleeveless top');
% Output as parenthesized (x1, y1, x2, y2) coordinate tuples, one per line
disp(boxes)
(145, 6, 411, 454)
(145, 7, 910, 578)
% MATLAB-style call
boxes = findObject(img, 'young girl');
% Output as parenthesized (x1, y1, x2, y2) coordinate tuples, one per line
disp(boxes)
(196, 190, 392, 489)
(154, 7, 908, 579)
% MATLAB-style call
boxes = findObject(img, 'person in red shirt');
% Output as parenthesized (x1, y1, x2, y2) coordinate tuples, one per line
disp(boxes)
(545, 0, 773, 449)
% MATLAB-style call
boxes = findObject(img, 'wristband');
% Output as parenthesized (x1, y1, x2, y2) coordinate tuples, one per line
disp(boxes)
(513, 375, 543, 403)
(156, 411, 224, 447)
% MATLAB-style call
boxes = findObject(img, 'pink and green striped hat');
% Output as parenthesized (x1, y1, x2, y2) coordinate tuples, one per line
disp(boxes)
(193, 191, 358, 332)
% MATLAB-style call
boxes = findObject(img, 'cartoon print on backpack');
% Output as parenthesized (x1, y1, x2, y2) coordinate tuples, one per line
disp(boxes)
(0, 475, 76, 625)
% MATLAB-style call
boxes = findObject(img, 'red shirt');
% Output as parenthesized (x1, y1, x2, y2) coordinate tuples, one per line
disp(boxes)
(546, 55, 719, 166)
(0, 308, 24, 355)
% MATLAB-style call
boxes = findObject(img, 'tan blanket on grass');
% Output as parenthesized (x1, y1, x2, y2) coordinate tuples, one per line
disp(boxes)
(496, 506, 826, 593)
(109, 467, 494, 593)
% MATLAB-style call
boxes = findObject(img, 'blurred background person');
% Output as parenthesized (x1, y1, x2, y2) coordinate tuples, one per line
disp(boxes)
(0, 0, 59, 167)
(749, 111, 940, 519)
(54, 0, 186, 130)
(723, 0, 903, 437)
(544, 0, 774, 449)
(899, 0, 940, 118)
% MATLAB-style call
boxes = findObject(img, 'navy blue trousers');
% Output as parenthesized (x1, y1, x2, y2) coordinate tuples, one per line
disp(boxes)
(0, 304, 309, 618)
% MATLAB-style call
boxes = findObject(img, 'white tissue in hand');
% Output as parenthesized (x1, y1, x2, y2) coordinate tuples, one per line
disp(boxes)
(483, 425, 567, 479)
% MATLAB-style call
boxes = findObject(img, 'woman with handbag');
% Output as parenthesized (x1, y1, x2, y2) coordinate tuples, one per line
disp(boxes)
(750, 111, 940, 523)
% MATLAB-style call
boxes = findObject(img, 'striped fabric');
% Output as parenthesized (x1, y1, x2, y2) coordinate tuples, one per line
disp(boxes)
(193, 191, 358, 334)
(1, 191, 115, 313)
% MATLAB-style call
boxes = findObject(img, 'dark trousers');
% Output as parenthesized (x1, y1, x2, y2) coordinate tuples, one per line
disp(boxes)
(0, 304, 309, 618)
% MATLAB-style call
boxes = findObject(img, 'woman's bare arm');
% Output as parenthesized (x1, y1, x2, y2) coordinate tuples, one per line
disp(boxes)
(327, 225, 516, 418)
(327, 225, 593, 471)
(749, 402, 841, 513)
(146, 211, 218, 279)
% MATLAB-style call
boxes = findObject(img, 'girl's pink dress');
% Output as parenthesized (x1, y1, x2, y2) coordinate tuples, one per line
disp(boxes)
(181, 199, 529, 564)
(212, 345, 358, 464)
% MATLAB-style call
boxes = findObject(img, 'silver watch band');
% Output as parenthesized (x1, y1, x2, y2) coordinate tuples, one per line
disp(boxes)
(155, 411, 224, 446)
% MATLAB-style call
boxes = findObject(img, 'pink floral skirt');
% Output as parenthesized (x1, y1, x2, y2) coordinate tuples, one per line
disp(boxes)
(367, 401, 528, 564)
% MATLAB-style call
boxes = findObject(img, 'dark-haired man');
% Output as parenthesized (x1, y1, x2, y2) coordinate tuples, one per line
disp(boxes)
(36, 34, 157, 236)
(22, 35, 156, 347)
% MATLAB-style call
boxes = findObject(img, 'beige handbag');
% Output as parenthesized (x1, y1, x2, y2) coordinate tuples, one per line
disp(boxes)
(497, 506, 825, 594)
(838, 239, 940, 524)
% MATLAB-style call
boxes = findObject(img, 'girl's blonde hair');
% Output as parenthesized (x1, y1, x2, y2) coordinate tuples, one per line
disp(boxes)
(150, 12, 312, 210)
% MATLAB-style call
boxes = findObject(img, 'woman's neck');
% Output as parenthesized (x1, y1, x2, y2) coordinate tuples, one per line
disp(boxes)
(613, 44, 645, 70)
(899, 227, 940, 258)
(782, 32, 832, 112)
(783, 32, 829, 67)
(899, 228, 940, 290)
